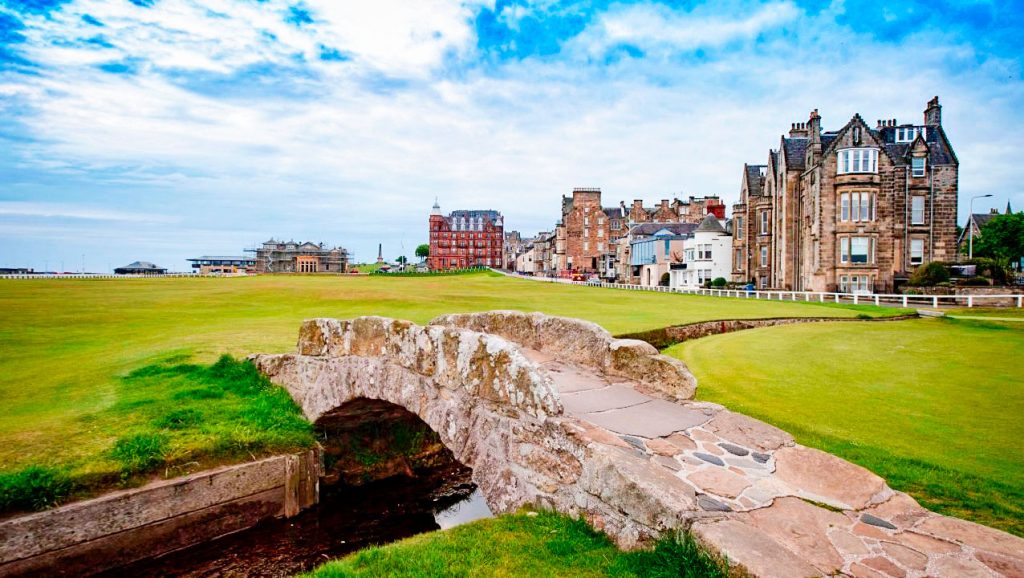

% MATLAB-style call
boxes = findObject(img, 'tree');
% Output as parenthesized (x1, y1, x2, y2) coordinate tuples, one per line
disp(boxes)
(396, 256, 407, 265)
(973, 212, 1024, 267)
(415, 244, 430, 259)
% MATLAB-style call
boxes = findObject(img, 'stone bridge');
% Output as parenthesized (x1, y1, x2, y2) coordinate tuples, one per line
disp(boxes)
(251, 311, 1024, 578)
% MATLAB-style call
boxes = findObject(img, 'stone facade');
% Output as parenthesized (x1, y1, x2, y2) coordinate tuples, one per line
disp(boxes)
(733, 97, 959, 292)
(250, 240, 349, 274)
(428, 201, 504, 270)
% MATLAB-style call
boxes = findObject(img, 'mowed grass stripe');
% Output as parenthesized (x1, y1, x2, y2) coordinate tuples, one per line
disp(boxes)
(668, 317, 1024, 536)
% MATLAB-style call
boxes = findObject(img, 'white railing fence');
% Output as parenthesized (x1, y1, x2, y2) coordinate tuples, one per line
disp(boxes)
(499, 271, 1023, 309)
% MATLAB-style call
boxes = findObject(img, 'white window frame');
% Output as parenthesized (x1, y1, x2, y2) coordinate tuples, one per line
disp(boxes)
(760, 246, 768, 267)
(911, 196, 925, 225)
(760, 211, 769, 234)
(698, 244, 712, 260)
(910, 239, 924, 265)
(583, 241, 589, 252)
(837, 148, 879, 175)
(736, 217, 743, 239)
(736, 249, 743, 270)
(840, 192, 875, 223)
(911, 157, 926, 178)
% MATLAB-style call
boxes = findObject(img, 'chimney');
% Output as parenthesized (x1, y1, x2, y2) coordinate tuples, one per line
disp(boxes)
(808, 109, 821, 144)
(660, 199, 669, 210)
(632, 199, 643, 212)
(789, 122, 808, 137)
(925, 96, 941, 126)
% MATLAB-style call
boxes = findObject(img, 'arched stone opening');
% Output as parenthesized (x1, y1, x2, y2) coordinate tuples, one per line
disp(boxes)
(314, 397, 474, 503)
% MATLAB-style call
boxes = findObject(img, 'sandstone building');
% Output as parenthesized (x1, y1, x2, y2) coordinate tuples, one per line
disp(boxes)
(732, 97, 958, 292)
(428, 201, 504, 270)
(249, 240, 350, 273)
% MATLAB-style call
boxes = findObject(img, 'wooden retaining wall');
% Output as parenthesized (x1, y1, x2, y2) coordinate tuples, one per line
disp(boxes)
(0, 450, 319, 577)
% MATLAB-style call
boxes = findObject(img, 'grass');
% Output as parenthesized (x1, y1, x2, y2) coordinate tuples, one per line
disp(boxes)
(302, 510, 727, 578)
(668, 316, 1024, 536)
(0, 355, 313, 513)
(0, 272, 896, 500)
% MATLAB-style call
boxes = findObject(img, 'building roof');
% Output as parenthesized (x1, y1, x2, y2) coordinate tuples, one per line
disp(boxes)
(449, 209, 502, 220)
(187, 256, 254, 262)
(629, 222, 696, 238)
(695, 213, 727, 234)
(120, 261, 163, 270)
(745, 164, 766, 197)
(603, 206, 625, 218)
(782, 138, 808, 171)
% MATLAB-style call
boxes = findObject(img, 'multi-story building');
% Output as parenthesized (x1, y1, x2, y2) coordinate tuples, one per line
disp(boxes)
(428, 201, 504, 270)
(626, 223, 697, 285)
(503, 231, 523, 270)
(248, 240, 349, 273)
(671, 214, 733, 288)
(733, 97, 958, 293)
(556, 188, 723, 277)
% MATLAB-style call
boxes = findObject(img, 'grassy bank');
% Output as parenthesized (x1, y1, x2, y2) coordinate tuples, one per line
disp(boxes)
(303, 510, 727, 578)
(668, 316, 1024, 536)
(0, 356, 313, 513)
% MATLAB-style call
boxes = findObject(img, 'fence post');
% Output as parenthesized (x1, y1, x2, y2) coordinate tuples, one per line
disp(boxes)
(968, 295, 973, 308)
(1019, 295, 1023, 308)
(902, 295, 908, 308)
(853, 295, 858, 305)
(933, 296, 939, 308)
(834, 293, 839, 303)
(874, 295, 879, 306)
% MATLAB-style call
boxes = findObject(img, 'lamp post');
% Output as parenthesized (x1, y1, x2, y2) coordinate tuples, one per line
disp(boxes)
(969, 193, 994, 259)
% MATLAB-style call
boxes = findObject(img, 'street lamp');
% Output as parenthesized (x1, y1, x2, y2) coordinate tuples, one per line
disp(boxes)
(969, 193, 994, 259)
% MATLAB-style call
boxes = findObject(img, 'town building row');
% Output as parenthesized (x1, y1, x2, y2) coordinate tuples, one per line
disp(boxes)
(503, 97, 961, 294)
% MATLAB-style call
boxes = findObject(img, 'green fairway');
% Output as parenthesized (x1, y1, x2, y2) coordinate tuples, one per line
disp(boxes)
(303, 510, 725, 578)
(0, 272, 894, 508)
(667, 317, 1024, 536)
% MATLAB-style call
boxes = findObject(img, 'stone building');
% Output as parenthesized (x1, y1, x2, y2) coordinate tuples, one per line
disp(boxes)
(503, 231, 523, 270)
(556, 188, 724, 277)
(733, 97, 958, 293)
(428, 201, 504, 270)
(249, 240, 349, 273)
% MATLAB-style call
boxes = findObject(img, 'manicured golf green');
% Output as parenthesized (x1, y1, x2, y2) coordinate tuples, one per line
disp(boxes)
(0, 272, 896, 508)
(668, 316, 1024, 536)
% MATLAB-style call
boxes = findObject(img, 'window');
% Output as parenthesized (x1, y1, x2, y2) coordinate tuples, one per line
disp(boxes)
(584, 217, 589, 226)
(760, 276, 767, 288)
(839, 192, 875, 222)
(760, 211, 769, 234)
(584, 228, 589, 238)
(910, 239, 924, 265)
(839, 237, 875, 264)
(760, 246, 768, 267)
(837, 148, 878, 174)
(911, 157, 926, 177)
(583, 241, 589, 252)
(736, 249, 743, 270)
(911, 196, 925, 225)
(736, 217, 743, 239)
(597, 229, 604, 238)
(598, 242, 605, 252)
(698, 244, 712, 260)
(896, 126, 925, 143)
(840, 275, 873, 294)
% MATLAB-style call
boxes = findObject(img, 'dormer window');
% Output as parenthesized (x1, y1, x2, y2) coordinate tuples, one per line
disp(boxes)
(896, 126, 926, 143)
(911, 157, 926, 177)
(837, 148, 878, 174)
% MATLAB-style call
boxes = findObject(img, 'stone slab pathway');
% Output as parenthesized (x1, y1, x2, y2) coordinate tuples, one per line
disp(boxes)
(534, 353, 1024, 578)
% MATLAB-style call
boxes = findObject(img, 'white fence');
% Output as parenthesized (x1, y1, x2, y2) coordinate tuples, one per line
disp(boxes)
(503, 272, 1023, 309)
(0, 273, 227, 280)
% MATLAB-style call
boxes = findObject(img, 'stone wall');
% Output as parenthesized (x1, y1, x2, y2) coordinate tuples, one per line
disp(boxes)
(0, 450, 318, 577)
(431, 311, 696, 400)
(617, 314, 918, 349)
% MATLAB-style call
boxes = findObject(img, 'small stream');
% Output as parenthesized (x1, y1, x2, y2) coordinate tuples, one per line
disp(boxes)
(102, 463, 492, 577)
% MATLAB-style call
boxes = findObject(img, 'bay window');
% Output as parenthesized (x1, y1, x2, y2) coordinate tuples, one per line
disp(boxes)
(839, 192, 876, 222)
(837, 148, 878, 174)
(839, 236, 875, 264)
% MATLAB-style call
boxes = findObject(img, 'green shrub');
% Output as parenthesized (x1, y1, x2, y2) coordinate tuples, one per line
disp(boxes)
(110, 433, 168, 475)
(711, 277, 727, 288)
(0, 466, 74, 512)
(907, 261, 950, 286)
(960, 276, 991, 287)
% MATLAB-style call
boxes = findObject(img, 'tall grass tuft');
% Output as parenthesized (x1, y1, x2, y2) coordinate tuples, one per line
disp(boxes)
(0, 466, 74, 512)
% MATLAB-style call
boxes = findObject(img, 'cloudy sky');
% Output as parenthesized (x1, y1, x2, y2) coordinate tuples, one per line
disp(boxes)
(1, 0, 1022, 272)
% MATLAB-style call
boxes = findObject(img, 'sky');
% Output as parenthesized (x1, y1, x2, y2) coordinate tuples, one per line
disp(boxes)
(1, 0, 1022, 272)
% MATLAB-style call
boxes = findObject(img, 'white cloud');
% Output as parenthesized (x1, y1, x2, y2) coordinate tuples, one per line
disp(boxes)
(0, 202, 179, 223)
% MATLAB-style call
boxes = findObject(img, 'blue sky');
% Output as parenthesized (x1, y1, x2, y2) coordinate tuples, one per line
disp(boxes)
(1, 0, 1022, 271)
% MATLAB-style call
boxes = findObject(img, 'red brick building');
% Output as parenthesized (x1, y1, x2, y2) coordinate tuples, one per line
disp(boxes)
(428, 201, 504, 270)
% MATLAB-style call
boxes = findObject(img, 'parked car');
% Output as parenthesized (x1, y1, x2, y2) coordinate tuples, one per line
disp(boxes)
(585, 277, 602, 286)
